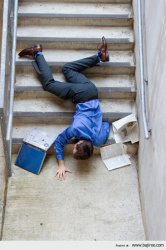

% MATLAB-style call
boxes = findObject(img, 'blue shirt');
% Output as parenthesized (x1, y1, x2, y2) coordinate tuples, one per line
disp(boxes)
(54, 99, 110, 160)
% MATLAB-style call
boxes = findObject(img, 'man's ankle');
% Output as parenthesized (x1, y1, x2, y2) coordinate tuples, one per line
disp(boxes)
(34, 51, 43, 59)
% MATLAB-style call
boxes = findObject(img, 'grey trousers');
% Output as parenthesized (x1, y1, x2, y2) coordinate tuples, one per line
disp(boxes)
(32, 54, 99, 104)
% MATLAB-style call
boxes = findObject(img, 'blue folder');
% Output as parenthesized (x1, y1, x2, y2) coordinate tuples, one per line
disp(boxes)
(15, 143, 46, 175)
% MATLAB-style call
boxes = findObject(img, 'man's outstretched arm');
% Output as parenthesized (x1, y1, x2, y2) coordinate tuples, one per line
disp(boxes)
(54, 127, 74, 180)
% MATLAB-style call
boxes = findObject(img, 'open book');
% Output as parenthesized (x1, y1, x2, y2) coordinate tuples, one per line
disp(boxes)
(100, 143, 131, 171)
(112, 114, 139, 144)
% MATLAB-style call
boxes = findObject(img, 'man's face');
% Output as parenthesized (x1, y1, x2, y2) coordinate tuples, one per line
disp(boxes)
(73, 140, 84, 154)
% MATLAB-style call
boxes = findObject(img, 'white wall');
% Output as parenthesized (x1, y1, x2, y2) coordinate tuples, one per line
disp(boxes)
(134, 0, 166, 240)
(0, 0, 2, 56)
(0, 0, 6, 237)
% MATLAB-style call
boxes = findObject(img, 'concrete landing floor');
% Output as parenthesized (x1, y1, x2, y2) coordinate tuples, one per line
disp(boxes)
(2, 154, 145, 240)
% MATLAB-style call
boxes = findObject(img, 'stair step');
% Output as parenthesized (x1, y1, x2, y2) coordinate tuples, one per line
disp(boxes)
(18, 16, 133, 27)
(17, 26, 134, 43)
(19, 0, 132, 4)
(12, 121, 138, 154)
(18, 2, 132, 17)
(16, 50, 134, 64)
(12, 139, 138, 155)
(13, 123, 68, 140)
(14, 86, 136, 99)
(13, 96, 135, 124)
(15, 70, 136, 99)
(17, 38, 134, 51)
(16, 50, 135, 75)
(16, 69, 135, 86)
(13, 95, 135, 112)
(18, 3, 133, 27)
(13, 111, 133, 124)
(12, 121, 137, 147)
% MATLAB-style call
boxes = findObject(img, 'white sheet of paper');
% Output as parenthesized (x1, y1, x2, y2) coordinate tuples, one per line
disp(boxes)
(100, 143, 131, 171)
(103, 155, 131, 171)
(113, 126, 131, 143)
(112, 114, 137, 133)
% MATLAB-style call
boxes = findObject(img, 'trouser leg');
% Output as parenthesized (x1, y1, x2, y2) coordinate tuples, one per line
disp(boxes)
(32, 54, 73, 99)
(32, 54, 99, 102)
(62, 55, 100, 84)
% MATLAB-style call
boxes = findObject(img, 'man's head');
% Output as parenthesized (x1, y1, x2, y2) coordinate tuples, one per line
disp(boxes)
(73, 140, 93, 160)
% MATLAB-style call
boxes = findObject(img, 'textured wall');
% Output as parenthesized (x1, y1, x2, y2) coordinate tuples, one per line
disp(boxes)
(134, 0, 166, 240)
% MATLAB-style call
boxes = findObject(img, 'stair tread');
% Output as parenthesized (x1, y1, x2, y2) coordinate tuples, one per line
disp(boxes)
(12, 124, 139, 156)
(16, 50, 135, 65)
(11, 120, 130, 140)
(13, 123, 73, 139)
(15, 72, 135, 88)
(18, 2, 132, 16)
(17, 26, 134, 41)
(13, 97, 135, 113)
(19, 0, 132, 3)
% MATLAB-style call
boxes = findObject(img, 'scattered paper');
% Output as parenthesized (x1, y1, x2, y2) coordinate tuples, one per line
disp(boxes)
(113, 126, 131, 144)
(100, 143, 131, 171)
(112, 114, 137, 132)
(112, 114, 139, 144)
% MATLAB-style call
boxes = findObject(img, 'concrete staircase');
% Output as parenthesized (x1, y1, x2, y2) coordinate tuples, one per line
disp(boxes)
(1, 0, 145, 240)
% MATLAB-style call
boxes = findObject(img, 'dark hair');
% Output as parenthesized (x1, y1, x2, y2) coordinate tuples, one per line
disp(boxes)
(73, 140, 94, 160)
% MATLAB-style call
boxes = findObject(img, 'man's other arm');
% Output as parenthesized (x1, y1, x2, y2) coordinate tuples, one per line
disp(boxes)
(54, 126, 74, 180)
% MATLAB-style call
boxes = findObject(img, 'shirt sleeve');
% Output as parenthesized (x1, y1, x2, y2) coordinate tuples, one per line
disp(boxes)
(54, 126, 75, 160)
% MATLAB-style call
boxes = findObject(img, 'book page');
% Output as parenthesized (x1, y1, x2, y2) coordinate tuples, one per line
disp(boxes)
(113, 126, 131, 143)
(100, 143, 131, 171)
(112, 114, 137, 133)
(100, 143, 127, 160)
(103, 155, 131, 171)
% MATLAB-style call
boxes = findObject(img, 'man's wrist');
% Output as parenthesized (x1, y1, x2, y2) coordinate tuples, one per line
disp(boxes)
(58, 160, 65, 168)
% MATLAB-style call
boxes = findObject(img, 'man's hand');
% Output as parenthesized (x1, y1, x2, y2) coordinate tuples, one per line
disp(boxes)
(56, 160, 72, 180)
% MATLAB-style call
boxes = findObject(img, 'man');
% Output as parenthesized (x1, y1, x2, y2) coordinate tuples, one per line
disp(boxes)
(18, 36, 110, 180)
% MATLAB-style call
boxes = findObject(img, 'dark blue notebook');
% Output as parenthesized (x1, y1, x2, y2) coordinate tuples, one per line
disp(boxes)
(15, 143, 46, 175)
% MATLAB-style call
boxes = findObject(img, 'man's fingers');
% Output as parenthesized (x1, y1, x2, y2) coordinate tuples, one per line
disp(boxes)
(66, 168, 72, 173)
(56, 171, 65, 181)
(55, 168, 72, 181)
